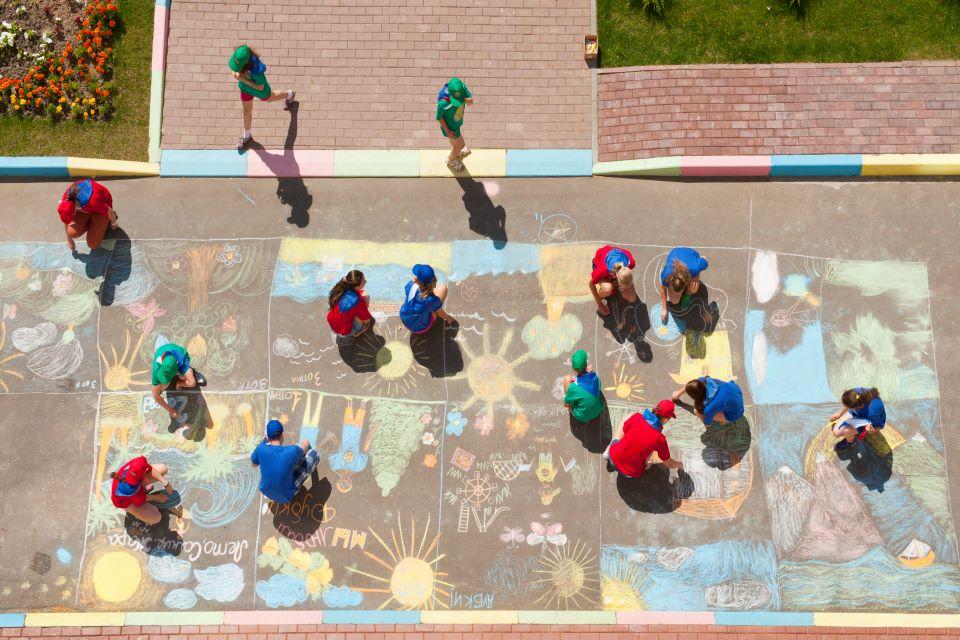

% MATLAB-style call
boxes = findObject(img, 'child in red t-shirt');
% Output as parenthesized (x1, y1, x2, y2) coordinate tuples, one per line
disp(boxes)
(56, 179, 118, 251)
(588, 245, 638, 316)
(604, 400, 683, 478)
(326, 270, 374, 344)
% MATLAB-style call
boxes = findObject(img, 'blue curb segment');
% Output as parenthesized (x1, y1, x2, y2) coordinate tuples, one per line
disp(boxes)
(770, 154, 862, 177)
(0, 614, 25, 628)
(160, 150, 248, 177)
(714, 612, 815, 626)
(0, 157, 69, 177)
(321, 610, 421, 624)
(506, 149, 592, 177)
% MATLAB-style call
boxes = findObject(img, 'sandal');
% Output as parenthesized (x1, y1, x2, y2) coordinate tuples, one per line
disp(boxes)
(237, 135, 252, 151)
(283, 90, 296, 111)
(446, 159, 464, 172)
(457, 147, 472, 160)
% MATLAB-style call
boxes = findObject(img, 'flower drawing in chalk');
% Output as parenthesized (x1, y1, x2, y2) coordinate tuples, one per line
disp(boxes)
(445, 410, 467, 436)
(421, 431, 436, 446)
(423, 453, 437, 468)
(221, 315, 238, 333)
(51, 271, 74, 297)
(419, 412, 433, 425)
(125, 298, 166, 336)
(506, 412, 530, 440)
(217, 243, 243, 267)
(473, 411, 494, 436)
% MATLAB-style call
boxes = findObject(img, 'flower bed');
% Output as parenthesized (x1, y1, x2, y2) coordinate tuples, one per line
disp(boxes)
(0, 0, 119, 121)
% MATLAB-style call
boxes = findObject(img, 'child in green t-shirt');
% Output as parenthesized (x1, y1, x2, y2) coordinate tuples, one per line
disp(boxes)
(229, 44, 296, 151)
(436, 77, 474, 171)
(562, 349, 605, 423)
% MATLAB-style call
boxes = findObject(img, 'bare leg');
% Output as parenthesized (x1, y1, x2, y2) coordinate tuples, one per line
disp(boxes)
(177, 369, 197, 389)
(448, 135, 465, 162)
(264, 89, 292, 102)
(126, 502, 162, 526)
(241, 100, 253, 133)
(64, 222, 79, 251)
(597, 282, 615, 300)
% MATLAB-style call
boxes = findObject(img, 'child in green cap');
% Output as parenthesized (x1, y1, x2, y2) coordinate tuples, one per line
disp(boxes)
(151, 343, 207, 419)
(229, 44, 296, 151)
(563, 349, 605, 423)
(436, 77, 473, 171)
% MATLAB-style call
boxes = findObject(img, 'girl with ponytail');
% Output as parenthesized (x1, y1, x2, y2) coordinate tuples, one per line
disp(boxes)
(829, 386, 886, 452)
(672, 376, 744, 427)
(326, 270, 373, 344)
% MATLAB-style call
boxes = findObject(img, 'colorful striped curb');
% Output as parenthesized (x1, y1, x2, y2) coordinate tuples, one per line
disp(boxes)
(0, 156, 159, 177)
(148, 0, 169, 164)
(2, 610, 960, 628)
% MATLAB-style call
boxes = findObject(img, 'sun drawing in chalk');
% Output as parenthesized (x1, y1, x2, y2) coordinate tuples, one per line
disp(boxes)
(605, 364, 644, 402)
(451, 324, 540, 426)
(533, 539, 599, 609)
(356, 325, 426, 396)
(100, 329, 150, 391)
(349, 513, 451, 610)
(0, 320, 24, 392)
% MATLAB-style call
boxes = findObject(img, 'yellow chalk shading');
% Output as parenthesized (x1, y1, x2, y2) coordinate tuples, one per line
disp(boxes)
(25, 612, 125, 627)
(669, 330, 735, 384)
(418, 149, 506, 177)
(539, 244, 596, 301)
(420, 610, 519, 624)
(814, 612, 960, 628)
(279, 239, 452, 273)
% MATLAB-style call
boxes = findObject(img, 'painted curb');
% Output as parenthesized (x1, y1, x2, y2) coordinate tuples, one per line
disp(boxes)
(419, 148, 506, 177)
(861, 153, 960, 176)
(681, 155, 771, 177)
(246, 149, 335, 177)
(0, 156, 70, 177)
(770, 153, 862, 177)
(160, 149, 247, 177)
(333, 149, 421, 177)
(505, 149, 593, 176)
(593, 156, 682, 176)
(67, 157, 160, 177)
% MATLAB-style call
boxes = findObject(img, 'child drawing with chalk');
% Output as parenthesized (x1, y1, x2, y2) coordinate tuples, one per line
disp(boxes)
(829, 386, 886, 453)
(110, 455, 182, 525)
(672, 376, 744, 428)
(562, 349, 605, 423)
(151, 342, 207, 420)
(399, 264, 454, 334)
(659, 246, 710, 325)
(327, 270, 374, 345)
(588, 244, 638, 316)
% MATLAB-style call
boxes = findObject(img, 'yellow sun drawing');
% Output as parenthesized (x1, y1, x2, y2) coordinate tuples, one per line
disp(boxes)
(0, 319, 24, 392)
(532, 539, 599, 610)
(451, 325, 540, 424)
(349, 513, 452, 610)
(600, 554, 647, 611)
(604, 364, 644, 402)
(358, 325, 425, 396)
(99, 329, 149, 391)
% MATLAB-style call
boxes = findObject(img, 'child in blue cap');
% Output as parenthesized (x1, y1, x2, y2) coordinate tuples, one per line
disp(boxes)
(250, 419, 320, 504)
(400, 264, 454, 333)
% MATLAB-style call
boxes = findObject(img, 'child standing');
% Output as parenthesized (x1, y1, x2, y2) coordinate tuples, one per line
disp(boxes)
(562, 349, 605, 423)
(327, 270, 374, 345)
(437, 77, 473, 171)
(829, 386, 886, 452)
(229, 44, 296, 151)
(57, 178, 118, 251)
(399, 264, 454, 334)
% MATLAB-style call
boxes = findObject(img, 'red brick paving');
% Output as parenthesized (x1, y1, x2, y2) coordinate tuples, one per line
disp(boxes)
(597, 61, 960, 162)
(161, 0, 593, 151)
(4, 625, 960, 639)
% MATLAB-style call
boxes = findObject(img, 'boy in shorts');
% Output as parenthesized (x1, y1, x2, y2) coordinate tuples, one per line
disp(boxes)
(437, 77, 473, 171)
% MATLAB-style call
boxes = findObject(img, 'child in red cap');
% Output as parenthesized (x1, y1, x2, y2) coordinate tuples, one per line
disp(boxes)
(57, 179, 118, 251)
(604, 400, 683, 478)
(110, 455, 182, 524)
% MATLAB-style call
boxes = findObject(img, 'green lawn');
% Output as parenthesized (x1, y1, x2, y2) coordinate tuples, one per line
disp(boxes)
(0, 0, 152, 160)
(597, 0, 960, 66)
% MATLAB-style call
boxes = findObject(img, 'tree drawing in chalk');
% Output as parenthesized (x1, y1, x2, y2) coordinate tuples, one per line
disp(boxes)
(368, 399, 432, 497)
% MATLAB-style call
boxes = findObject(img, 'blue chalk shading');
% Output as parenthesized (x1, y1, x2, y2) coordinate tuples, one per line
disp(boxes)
(0, 614, 25, 628)
(753, 404, 829, 476)
(256, 574, 308, 608)
(648, 303, 684, 343)
(448, 240, 540, 281)
(770, 154, 862, 177)
(329, 423, 368, 473)
(782, 274, 811, 297)
(148, 554, 192, 583)
(160, 150, 248, 177)
(55, 548, 72, 565)
(164, 588, 198, 610)
(506, 149, 593, 177)
(300, 426, 320, 447)
(0, 156, 69, 177)
(858, 475, 958, 564)
(321, 610, 420, 624)
(273, 260, 447, 304)
(322, 585, 364, 608)
(779, 547, 960, 610)
(887, 399, 943, 451)
(744, 310, 833, 405)
(194, 563, 245, 602)
(603, 541, 780, 611)
(714, 611, 813, 626)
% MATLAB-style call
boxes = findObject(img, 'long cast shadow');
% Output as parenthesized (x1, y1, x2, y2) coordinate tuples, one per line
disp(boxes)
(456, 177, 507, 249)
(164, 382, 214, 443)
(602, 294, 653, 363)
(568, 401, 613, 454)
(270, 474, 332, 540)
(410, 319, 464, 378)
(837, 430, 893, 492)
(248, 101, 313, 228)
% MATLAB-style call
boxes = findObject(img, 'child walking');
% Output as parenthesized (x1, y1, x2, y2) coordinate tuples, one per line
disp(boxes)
(436, 77, 473, 171)
(229, 44, 296, 151)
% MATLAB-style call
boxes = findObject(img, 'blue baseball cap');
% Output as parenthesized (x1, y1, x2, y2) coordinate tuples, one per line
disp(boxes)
(266, 419, 284, 439)
(412, 264, 436, 283)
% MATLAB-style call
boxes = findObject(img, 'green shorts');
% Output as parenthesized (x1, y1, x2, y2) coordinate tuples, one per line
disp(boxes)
(441, 127, 462, 140)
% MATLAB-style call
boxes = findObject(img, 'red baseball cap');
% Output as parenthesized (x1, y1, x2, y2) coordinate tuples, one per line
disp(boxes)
(119, 456, 152, 486)
(57, 198, 75, 223)
(655, 399, 677, 419)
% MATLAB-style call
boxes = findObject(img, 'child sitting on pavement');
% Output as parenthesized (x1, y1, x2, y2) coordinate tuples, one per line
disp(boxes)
(562, 349, 605, 423)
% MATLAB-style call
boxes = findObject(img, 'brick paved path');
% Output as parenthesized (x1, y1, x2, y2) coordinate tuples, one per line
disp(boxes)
(5, 625, 960, 640)
(162, 0, 592, 150)
(597, 61, 960, 162)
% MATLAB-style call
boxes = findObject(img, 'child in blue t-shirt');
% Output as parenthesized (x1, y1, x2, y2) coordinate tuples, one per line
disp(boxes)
(399, 264, 454, 334)
(673, 376, 744, 427)
(829, 386, 886, 452)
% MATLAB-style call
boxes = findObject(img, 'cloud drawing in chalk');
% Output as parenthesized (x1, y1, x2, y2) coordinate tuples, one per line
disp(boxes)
(194, 563, 245, 602)
(148, 554, 192, 584)
(256, 573, 308, 608)
(164, 588, 198, 610)
(322, 585, 364, 608)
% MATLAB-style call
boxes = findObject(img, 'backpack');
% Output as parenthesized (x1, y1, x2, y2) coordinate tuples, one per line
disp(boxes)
(437, 83, 450, 104)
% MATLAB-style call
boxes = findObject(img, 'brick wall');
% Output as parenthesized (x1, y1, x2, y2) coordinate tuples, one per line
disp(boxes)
(597, 62, 960, 162)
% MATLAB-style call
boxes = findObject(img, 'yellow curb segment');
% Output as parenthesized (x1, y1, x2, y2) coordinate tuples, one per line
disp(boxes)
(418, 149, 506, 177)
(67, 157, 160, 177)
(420, 610, 519, 624)
(24, 612, 126, 627)
(861, 153, 960, 176)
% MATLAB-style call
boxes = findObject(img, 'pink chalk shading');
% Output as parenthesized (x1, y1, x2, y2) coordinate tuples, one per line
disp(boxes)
(617, 611, 715, 625)
(482, 180, 501, 197)
(223, 611, 324, 625)
(151, 6, 168, 72)
(247, 150, 335, 177)
(680, 156, 771, 177)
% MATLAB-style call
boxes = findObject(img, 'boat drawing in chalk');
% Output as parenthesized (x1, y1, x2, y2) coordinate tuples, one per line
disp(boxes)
(898, 538, 935, 568)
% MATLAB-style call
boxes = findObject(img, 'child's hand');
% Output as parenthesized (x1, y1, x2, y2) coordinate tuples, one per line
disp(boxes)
(829, 410, 843, 421)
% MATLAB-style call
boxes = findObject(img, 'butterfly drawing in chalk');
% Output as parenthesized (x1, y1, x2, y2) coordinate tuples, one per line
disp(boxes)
(499, 526, 526, 548)
(526, 521, 567, 549)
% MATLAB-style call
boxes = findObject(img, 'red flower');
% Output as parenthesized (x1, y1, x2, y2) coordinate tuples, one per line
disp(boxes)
(108, 19, 115, 26)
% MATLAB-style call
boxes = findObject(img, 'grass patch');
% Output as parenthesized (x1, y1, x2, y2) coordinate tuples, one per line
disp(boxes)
(597, 0, 960, 66)
(0, 0, 152, 160)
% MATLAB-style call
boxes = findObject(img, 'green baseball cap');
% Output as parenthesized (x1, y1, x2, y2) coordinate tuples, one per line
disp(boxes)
(571, 349, 588, 372)
(229, 45, 252, 73)
(448, 77, 467, 98)
(155, 355, 180, 386)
